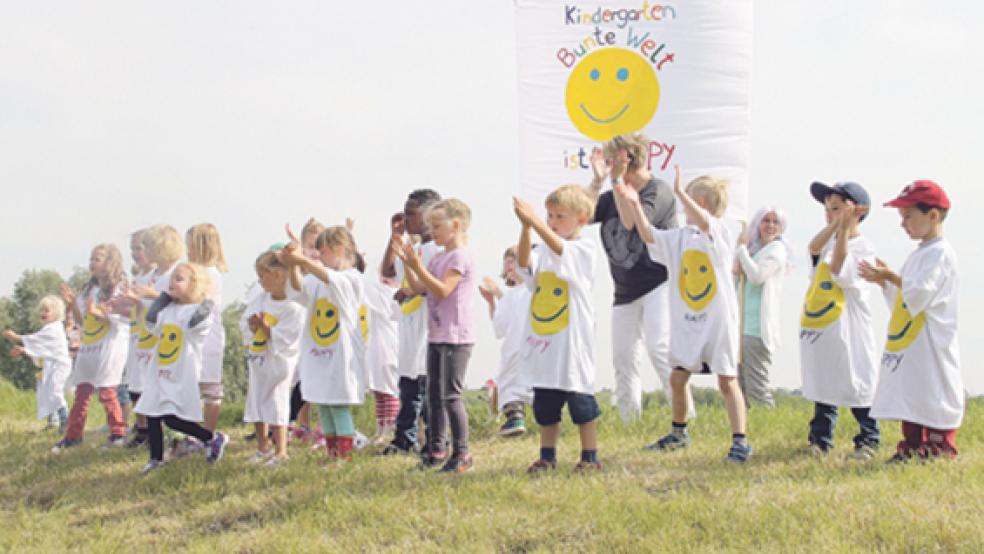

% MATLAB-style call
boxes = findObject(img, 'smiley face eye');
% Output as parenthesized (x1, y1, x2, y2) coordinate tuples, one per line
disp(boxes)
(553, 288, 562, 297)
(590, 68, 600, 81)
(699, 265, 707, 273)
(616, 68, 629, 81)
(327, 310, 335, 318)
(684, 268, 688, 275)
(316, 310, 321, 317)
(536, 286, 542, 294)
(169, 333, 176, 341)
(820, 282, 832, 291)
(902, 302, 908, 309)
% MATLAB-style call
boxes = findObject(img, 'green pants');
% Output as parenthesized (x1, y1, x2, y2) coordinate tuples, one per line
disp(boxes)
(317, 404, 354, 437)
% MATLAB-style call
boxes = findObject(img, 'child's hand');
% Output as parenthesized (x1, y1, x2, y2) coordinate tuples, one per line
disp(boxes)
(837, 201, 856, 233)
(858, 258, 892, 285)
(512, 197, 537, 227)
(8, 346, 24, 358)
(3, 329, 16, 342)
(247, 313, 261, 333)
(672, 165, 685, 196)
(401, 241, 422, 269)
(590, 147, 610, 183)
(60, 283, 77, 306)
(390, 212, 406, 237)
(614, 182, 640, 206)
(479, 276, 500, 304)
(611, 148, 631, 181)
(737, 227, 749, 247)
(393, 288, 414, 304)
(389, 236, 409, 263)
(281, 224, 306, 263)
(345, 217, 355, 232)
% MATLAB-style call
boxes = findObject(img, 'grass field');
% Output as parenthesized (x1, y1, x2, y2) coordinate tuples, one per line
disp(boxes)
(0, 379, 982, 553)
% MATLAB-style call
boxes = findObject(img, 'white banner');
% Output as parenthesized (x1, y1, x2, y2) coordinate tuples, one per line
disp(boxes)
(515, 0, 752, 219)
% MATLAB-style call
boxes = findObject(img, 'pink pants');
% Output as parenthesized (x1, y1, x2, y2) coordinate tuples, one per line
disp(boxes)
(64, 383, 126, 440)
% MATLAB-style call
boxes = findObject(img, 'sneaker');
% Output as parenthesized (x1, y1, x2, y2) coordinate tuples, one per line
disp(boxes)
(51, 437, 82, 453)
(726, 442, 753, 463)
(247, 450, 274, 464)
(170, 437, 204, 458)
(439, 454, 473, 474)
(378, 442, 411, 456)
(311, 435, 327, 451)
(848, 444, 876, 461)
(141, 459, 165, 475)
(206, 432, 229, 463)
(354, 431, 369, 450)
(810, 443, 831, 458)
(498, 417, 526, 438)
(645, 432, 691, 452)
(105, 434, 127, 448)
(573, 461, 602, 474)
(244, 432, 257, 441)
(526, 458, 557, 475)
(265, 455, 289, 467)
(126, 433, 148, 449)
(417, 450, 448, 470)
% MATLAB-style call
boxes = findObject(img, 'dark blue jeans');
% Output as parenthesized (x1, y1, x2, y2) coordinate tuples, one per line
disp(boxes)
(809, 402, 880, 449)
(391, 376, 427, 451)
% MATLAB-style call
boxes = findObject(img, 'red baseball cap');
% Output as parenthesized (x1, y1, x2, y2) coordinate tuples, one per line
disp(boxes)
(884, 180, 950, 210)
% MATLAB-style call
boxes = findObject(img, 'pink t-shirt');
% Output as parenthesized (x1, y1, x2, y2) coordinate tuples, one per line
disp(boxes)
(425, 247, 476, 344)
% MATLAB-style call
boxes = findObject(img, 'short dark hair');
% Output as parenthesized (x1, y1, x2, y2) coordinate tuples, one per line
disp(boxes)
(408, 188, 441, 207)
(915, 202, 948, 221)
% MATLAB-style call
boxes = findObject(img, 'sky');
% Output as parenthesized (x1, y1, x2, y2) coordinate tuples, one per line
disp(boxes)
(1, 1, 981, 395)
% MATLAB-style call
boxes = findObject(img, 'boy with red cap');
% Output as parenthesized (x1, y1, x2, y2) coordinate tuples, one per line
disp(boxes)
(860, 180, 963, 462)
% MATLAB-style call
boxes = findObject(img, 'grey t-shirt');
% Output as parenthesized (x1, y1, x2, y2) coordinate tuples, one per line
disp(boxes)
(593, 177, 678, 305)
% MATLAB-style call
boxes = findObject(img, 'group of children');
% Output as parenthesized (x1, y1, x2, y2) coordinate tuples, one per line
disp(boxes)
(3, 132, 964, 475)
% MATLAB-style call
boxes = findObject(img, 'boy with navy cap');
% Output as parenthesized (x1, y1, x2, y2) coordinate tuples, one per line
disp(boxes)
(860, 180, 963, 461)
(800, 181, 882, 458)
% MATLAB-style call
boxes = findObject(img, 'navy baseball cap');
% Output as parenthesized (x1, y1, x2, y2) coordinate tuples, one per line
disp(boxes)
(810, 181, 871, 221)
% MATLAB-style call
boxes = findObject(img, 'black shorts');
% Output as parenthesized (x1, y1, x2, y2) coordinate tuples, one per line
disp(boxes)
(532, 388, 601, 426)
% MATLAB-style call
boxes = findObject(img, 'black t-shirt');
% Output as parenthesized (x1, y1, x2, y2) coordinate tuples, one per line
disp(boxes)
(593, 178, 678, 305)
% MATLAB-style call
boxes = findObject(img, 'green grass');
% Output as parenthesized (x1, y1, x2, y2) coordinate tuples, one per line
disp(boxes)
(1, 378, 982, 553)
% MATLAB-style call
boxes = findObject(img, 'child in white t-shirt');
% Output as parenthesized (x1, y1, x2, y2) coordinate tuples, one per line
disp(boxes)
(242, 251, 305, 466)
(617, 165, 751, 462)
(479, 246, 533, 437)
(186, 223, 228, 434)
(800, 181, 880, 458)
(514, 185, 601, 473)
(362, 276, 401, 445)
(860, 180, 963, 461)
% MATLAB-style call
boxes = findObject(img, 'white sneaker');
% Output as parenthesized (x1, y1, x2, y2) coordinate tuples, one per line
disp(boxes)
(265, 455, 289, 467)
(142, 459, 165, 474)
(247, 450, 274, 464)
(354, 431, 369, 450)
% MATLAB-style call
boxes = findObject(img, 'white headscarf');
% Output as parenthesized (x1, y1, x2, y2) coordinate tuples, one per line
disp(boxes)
(748, 206, 794, 273)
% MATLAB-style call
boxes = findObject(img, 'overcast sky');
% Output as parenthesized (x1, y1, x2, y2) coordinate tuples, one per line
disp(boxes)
(2, 1, 981, 395)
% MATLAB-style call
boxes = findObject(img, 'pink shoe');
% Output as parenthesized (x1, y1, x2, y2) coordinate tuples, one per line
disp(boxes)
(311, 434, 327, 451)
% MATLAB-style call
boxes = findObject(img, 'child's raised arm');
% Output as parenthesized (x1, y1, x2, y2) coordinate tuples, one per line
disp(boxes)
(393, 239, 460, 300)
(281, 224, 331, 287)
(828, 205, 855, 276)
(380, 212, 404, 279)
(513, 197, 564, 256)
(614, 183, 653, 243)
(859, 258, 901, 289)
(672, 166, 710, 234)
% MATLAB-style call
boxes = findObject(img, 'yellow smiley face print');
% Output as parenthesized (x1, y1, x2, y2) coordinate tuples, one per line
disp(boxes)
(565, 48, 660, 141)
(400, 276, 423, 315)
(310, 298, 341, 347)
(135, 307, 157, 350)
(359, 304, 369, 343)
(250, 313, 279, 353)
(885, 290, 926, 353)
(800, 263, 845, 329)
(81, 311, 109, 345)
(157, 324, 183, 366)
(678, 250, 717, 312)
(530, 271, 570, 336)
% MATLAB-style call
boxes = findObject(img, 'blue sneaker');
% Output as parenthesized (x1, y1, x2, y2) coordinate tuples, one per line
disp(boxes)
(206, 432, 229, 463)
(726, 442, 753, 463)
(645, 432, 690, 451)
(498, 417, 526, 437)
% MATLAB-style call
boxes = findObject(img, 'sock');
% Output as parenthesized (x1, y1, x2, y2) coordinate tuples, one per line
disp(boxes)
(540, 447, 557, 462)
(580, 449, 598, 464)
(732, 433, 748, 447)
(672, 421, 688, 437)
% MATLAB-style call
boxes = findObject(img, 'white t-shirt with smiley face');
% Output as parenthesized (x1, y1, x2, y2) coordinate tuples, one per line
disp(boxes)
(799, 236, 879, 407)
(72, 284, 130, 388)
(289, 270, 365, 405)
(393, 240, 442, 378)
(241, 292, 305, 426)
(645, 212, 739, 376)
(520, 236, 597, 395)
(870, 238, 963, 429)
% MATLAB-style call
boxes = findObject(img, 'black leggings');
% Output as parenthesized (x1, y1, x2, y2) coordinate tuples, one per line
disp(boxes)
(148, 415, 214, 461)
(289, 382, 304, 423)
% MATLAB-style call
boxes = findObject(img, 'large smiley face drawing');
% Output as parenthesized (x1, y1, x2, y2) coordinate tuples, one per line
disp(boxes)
(678, 250, 717, 312)
(157, 324, 183, 366)
(359, 304, 369, 343)
(565, 48, 660, 141)
(530, 271, 570, 336)
(885, 290, 926, 353)
(310, 298, 341, 347)
(81, 311, 109, 345)
(135, 308, 157, 350)
(800, 263, 845, 329)
(250, 313, 279, 353)
(400, 276, 423, 315)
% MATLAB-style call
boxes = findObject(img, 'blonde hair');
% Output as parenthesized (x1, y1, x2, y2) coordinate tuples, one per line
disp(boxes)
(39, 295, 66, 322)
(545, 184, 595, 219)
(130, 228, 152, 275)
(686, 176, 730, 218)
(186, 223, 228, 272)
(84, 244, 126, 302)
(603, 132, 649, 172)
(172, 262, 212, 304)
(301, 218, 325, 241)
(315, 226, 366, 273)
(426, 198, 472, 231)
(143, 224, 185, 267)
(254, 250, 286, 276)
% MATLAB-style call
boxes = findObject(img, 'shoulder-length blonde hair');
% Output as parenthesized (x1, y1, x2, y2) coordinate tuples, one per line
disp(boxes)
(186, 223, 228, 272)
(172, 262, 213, 304)
(315, 226, 366, 273)
(143, 224, 186, 268)
(84, 243, 126, 302)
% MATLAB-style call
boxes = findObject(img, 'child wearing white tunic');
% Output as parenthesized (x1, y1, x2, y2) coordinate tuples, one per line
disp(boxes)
(242, 252, 304, 465)
(860, 180, 963, 461)
(800, 181, 881, 458)
(186, 223, 228, 434)
(5, 296, 72, 430)
(120, 228, 155, 443)
(135, 263, 229, 474)
(617, 166, 751, 463)
(362, 276, 401, 445)
(53, 244, 130, 452)
(282, 225, 366, 463)
(479, 246, 533, 437)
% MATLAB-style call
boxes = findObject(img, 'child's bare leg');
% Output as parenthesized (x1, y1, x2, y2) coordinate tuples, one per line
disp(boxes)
(203, 402, 221, 433)
(272, 425, 287, 457)
(256, 423, 269, 453)
(671, 369, 691, 423)
(718, 375, 747, 434)
(578, 420, 598, 451)
(540, 423, 560, 449)
(297, 403, 310, 429)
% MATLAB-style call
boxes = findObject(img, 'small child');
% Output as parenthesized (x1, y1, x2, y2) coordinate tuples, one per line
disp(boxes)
(393, 198, 476, 473)
(53, 244, 130, 452)
(4, 296, 72, 431)
(800, 181, 880, 458)
(121, 228, 156, 445)
(287, 218, 327, 438)
(379, 190, 443, 455)
(134, 262, 229, 473)
(186, 223, 228, 434)
(478, 246, 533, 437)
(241, 252, 305, 466)
(281, 225, 366, 464)
(617, 166, 751, 462)
(513, 186, 601, 473)
(362, 275, 401, 445)
(859, 181, 963, 461)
